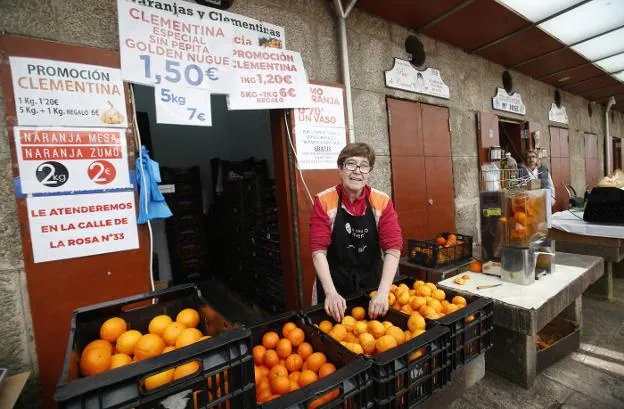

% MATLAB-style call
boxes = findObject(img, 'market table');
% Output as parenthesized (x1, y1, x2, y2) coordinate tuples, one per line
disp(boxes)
(549, 210, 624, 300)
(437, 252, 603, 388)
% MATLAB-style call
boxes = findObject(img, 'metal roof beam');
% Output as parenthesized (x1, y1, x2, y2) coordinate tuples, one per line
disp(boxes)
(511, 23, 624, 69)
(413, 0, 475, 33)
(470, 0, 593, 54)
(537, 50, 624, 81)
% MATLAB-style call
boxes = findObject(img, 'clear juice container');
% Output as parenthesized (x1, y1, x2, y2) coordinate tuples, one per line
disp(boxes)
(503, 189, 548, 247)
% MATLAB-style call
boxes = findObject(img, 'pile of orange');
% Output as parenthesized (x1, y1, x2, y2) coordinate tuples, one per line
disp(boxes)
(79, 308, 210, 391)
(254, 322, 339, 407)
(317, 306, 427, 360)
(435, 233, 462, 247)
(371, 281, 467, 319)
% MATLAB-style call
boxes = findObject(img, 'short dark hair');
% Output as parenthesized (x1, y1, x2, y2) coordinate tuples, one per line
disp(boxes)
(337, 142, 376, 168)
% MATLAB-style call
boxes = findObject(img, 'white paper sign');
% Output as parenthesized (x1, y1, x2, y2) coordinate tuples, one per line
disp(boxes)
(227, 46, 312, 110)
(14, 127, 132, 194)
(548, 103, 568, 124)
(27, 191, 139, 263)
(9, 57, 128, 128)
(155, 86, 212, 126)
(294, 85, 346, 170)
(117, 0, 235, 93)
(384, 58, 450, 99)
(492, 88, 526, 115)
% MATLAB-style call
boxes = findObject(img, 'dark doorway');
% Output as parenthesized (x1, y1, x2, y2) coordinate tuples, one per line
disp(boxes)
(499, 120, 524, 163)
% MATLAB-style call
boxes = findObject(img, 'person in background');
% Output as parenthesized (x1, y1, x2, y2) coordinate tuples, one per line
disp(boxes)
(309, 143, 403, 322)
(518, 150, 555, 201)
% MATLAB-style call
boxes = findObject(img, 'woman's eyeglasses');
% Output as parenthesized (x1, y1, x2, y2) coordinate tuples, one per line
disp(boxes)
(344, 161, 371, 174)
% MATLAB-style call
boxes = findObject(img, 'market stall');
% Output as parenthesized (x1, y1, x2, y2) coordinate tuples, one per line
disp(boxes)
(549, 210, 624, 300)
(438, 252, 603, 388)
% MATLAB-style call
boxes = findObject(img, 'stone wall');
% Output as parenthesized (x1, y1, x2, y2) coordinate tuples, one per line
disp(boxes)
(1, 0, 623, 406)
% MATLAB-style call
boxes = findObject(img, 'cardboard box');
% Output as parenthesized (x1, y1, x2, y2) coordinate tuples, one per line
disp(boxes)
(0, 371, 30, 409)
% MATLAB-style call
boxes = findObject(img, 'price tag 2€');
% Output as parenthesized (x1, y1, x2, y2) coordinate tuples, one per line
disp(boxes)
(155, 86, 212, 127)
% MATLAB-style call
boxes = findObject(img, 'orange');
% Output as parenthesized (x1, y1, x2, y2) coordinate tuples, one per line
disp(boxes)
(417, 286, 431, 297)
(376, 335, 397, 353)
(441, 300, 450, 308)
(369, 290, 377, 298)
(436, 236, 447, 246)
(385, 326, 406, 345)
(447, 234, 457, 243)
(264, 350, 279, 369)
(419, 305, 436, 318)
(148, 315, 173, 336)
(83, 339, 113, 355)
(382, 321, 393, 329)
(163, 322, 187, 346)
(306, 352, 327, 372)
(367, 321, 385, 339)
(253, 345, 267, 366)
(287, 328, 305, 347)
(318, 321, 333, 333)
(297, 342, 313, 361)
(176, 308, 200, 328)
(469, 260, 482, 273)
(144, 368, 174, 390)
(110, 353, 132, 369)
(319, 363, 336, 379)
(341, 316, 357, 332)
(115, 330, 142, 355)
(256, 389, 272, 403)
(427, 299, 443, 314)
(262, 331, 280, 349)
(285, 354, 303, 372)
(298, 370, 318, 387)
(413, 280, 426, 289)
(462, 274, 471, 280)
(411, 296, 427, 311)
(344, 333, 357, 344)
(359, 333, 376, 355)
(404, 330, 413, 342)
(425, 283, 437, 292)
(163, 346, 176, 354)
(290, 379, 300, 392)
(452, 296, 467, 307)
(173, 361, 200, 381)
(100, 317, 127, 343)
(388, 293, 397, 306)
(413, 329, 427, 338)
(353, 321, 368, 336)
(397, 291, 410, 306)
(80, 347, 111, 376)
(289, 371, 301, 383)
(134, 334, 165, 361)
(408, 314, 426, 332)
(271, 376, 290, 395)
(445, 304, 460, 314)
(269, 364, 288, 379)
(276, 338, 293, 359)
(351, 307, 366, 320)
(176, 328, 203, 348)
(398, 283, 410, 293)
(401, 305, 414, 315)
(329, 325, 347, 342)
(432, 289, 446, 301)
(282, 322, 297, 338)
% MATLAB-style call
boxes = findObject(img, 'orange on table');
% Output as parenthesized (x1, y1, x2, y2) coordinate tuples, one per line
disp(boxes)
(282, 322, 297, 337)
(306, 352, 327, 372)
(298, 370, 318, 387)
(80, 347, 111, 376)
(100, 317, 127, 343)
(83, 339, 113, 355)
(462, 274, 471, 280)
(144, 368, 174, 391)
(176, 308, 200, 328)
(318, 320, 333, 333)
(269, 364, 288, 379)
(276, 338, 293, 359)
(134, 334, 165, 361)
(297, 342, 313, 361)
(469, 260, 482, 273)
(318, 363, 336, 379)
(173, 361, 200, 381)
(163, 322, 187, 346)
(115, 330, 142, 355)
(253, 345, 267, 366)
(148, 315, 173, 336)
(176, 328, 203, 348)
(263, 350, 279, 369)
(110, 353, 132, 369)
(285, 354, 303, 372)
(351, 306, 366, 320)
(262, 331, 280, 349)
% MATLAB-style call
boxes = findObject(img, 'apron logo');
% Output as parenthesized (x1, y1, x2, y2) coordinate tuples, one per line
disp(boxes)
(345, 223, 352, 234)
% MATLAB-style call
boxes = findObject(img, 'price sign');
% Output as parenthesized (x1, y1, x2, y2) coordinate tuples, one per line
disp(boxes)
(14, 127, 132, 194)
(117, 0, 235, 93)
(227, 46, 313, 110)
(155, 86, 212, 126)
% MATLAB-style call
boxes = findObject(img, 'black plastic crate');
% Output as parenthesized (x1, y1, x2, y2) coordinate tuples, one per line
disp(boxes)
(393, 277, 494, 370)
(302, 295, 451, 409)
(55, 284, 255, 409)
(249, 311, 374, 409)
(407, 233, 473, 268)
(160, 166, 201, 184)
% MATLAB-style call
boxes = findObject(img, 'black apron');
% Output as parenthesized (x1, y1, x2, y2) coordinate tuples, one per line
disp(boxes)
(316, 192, 383, 304)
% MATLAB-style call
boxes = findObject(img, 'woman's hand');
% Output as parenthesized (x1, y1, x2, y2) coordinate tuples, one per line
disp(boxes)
(324, 291, 347, 322)
(368, 290, 389, 319)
